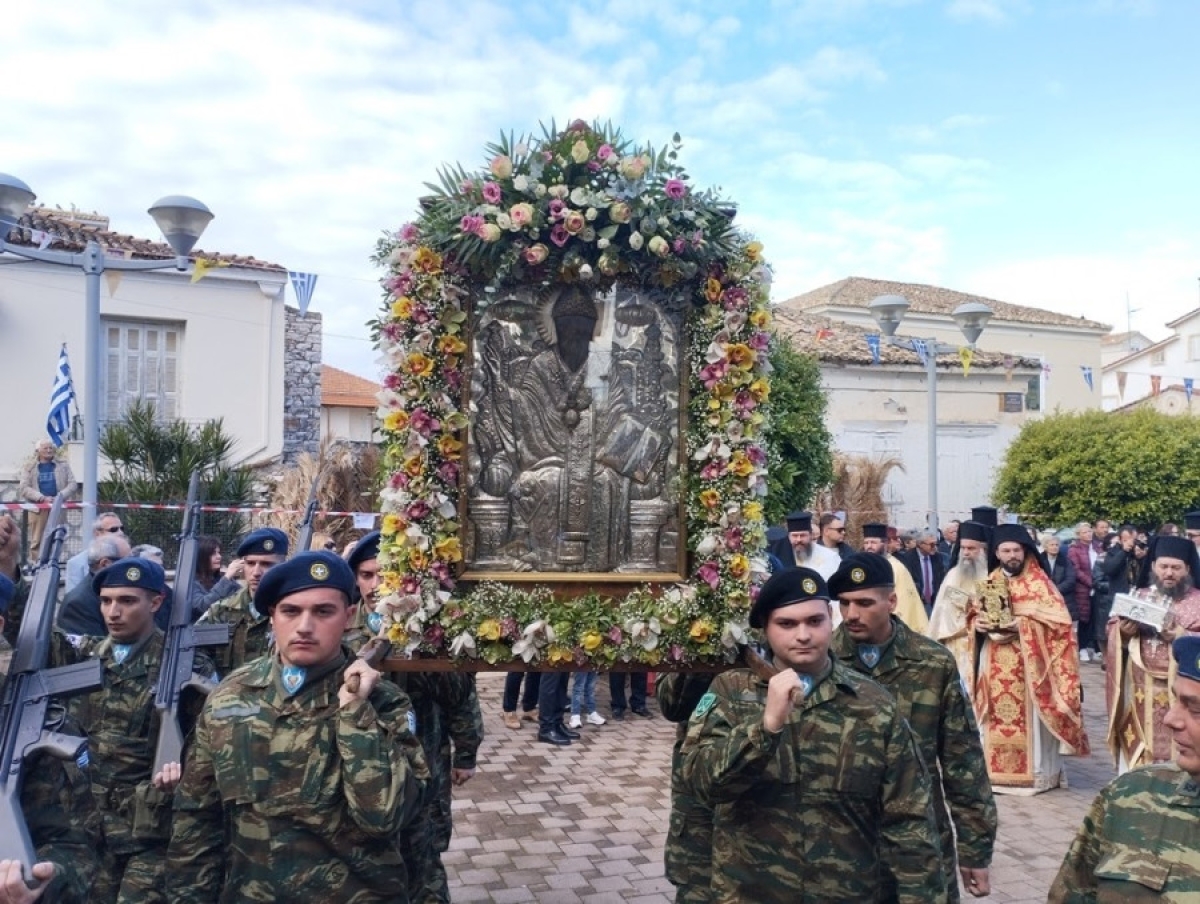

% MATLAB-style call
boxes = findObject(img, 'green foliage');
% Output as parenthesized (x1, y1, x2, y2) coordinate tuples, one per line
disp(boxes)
(994, 408, 1200, 527)
(764, 338, 833, 524)
(99, 400, 256, 566)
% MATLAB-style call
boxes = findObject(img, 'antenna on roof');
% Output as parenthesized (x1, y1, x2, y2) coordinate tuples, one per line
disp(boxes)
(1125, 292, 1140, 351)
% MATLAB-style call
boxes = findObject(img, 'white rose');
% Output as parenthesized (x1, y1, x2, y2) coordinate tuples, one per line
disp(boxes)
(585, 207, 598, 221)
(578, 263, 594, 280)
(533, 183, 547, 197)
(629, 231, 644, 251)
(570, 187, 589, 206)
(496, 212, 512, 230)
(549, 184, 569, 199)
(597, 238, 610, 249)
(513, 174, 529, 191)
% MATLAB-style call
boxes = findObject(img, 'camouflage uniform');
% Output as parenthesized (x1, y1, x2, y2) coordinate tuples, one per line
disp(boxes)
(680, 657, 947, 903)
(168, 645, 430, 903)
(196, 585, 271, 673)
(656, 671, 716, 904)
(60, 630, 211, 904)
(1049, 763, 1200, 902)
(833, 616, 997, 902)
(1, 645, 100, 904)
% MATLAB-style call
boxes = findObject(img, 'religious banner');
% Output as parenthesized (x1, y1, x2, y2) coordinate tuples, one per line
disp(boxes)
(370, 120, 772, 669)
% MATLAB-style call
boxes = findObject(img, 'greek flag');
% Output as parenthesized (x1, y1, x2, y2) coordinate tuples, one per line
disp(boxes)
(289, 271, 318, 317)
(47, 343, 76, 447)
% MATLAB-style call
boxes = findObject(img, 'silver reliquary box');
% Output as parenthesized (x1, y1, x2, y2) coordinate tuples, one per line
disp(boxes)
(1110, 591, 1171, 632)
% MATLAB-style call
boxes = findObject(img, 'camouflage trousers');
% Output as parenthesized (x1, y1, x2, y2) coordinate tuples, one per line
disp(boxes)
(665, 750, 714, 904)
(94, 847, 166, 904)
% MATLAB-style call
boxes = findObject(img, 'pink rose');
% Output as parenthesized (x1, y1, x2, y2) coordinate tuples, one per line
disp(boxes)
(405, 499, 431, 520)
(490, 155, 513, 178)
(664, 178, 687, 200)
(460, 214, 483, 235)
(397, 223, 420, 243)
(550, 224, 571, 247)
(548, 198, 566, 220)
(562, 210, 586, 235)
(697, 562, 721, 590)
(619, 155, 648, 180)
(436, 461, 460, 484)
(458, 179, 475, 194)
(481, 181, 502, 204)
(522, 243, 549, 265)
(509, 202, 534, 228)
(596, 143, 614, 162)
(478, 223, 501, 242)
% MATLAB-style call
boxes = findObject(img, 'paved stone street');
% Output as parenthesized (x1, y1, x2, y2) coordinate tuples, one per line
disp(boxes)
(445, 661, 1113, 903)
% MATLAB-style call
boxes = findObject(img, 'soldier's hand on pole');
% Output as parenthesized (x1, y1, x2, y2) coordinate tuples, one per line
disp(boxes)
(152, 761, 183, 792)
(451, 767, 476, 787)
(762, 669, 805, 733)
(959, 865, 991, 897)
(339, 659, 381, 708)
(0, 859, 54, 904)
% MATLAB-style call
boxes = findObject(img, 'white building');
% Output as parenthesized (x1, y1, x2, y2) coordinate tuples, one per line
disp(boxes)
(321, 365, 380, 444)
(1101, 308, 1200, 413)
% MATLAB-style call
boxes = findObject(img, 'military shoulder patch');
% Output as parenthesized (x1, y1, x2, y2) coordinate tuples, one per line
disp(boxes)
(407, 710, 418, 734)
(691, 691, 717, 720)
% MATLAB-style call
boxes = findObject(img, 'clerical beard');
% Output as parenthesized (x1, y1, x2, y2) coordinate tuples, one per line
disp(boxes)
(958, 554, 988, 584)
(1155, 575, 1194, 600)
(1000, 556, 1025, 578)
(792, 542, 812, 564)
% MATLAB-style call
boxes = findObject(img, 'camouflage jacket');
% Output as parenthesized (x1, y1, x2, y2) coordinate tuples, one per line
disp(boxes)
(833, 617, 997, 873)
(1, 650, 100, 903)
(60, 630, 211, 856)
(680, 657, 947, 904)
(1049, 764, 1200, 902)
(196, 585, 271, 673)
(168, 646, 430, 904)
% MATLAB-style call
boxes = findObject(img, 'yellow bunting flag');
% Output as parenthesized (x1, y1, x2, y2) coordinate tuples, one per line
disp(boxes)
(190, 258, 211, 284)
(104, 270, 123, 296)
(959, 346, 973, 377)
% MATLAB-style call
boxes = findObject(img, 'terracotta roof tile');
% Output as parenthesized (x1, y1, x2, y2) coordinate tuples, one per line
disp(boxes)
(780, 276, 1110, 332)
(322, 365, 381, 409)
(773, 307, 1040, 370)
(4, 210, 286, 272)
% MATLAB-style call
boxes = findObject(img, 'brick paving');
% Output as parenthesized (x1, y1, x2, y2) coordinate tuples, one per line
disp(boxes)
(445, 661, 1114, 903)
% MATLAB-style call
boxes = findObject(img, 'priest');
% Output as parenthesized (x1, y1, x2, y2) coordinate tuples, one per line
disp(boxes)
(927, 520, 993, 697)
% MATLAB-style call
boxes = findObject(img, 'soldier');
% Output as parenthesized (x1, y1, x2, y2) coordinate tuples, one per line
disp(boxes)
(830, 552, 998, 901)
(1049, 634, 1200, 900)
(0, 573, 99, 904)
(680, 567, 947, 903)
(168, 550, 429, 902)
(61, 557, 209, 903)
(346, 531, 484, 903)
(656, 671, 716, 903)
(195, 527, 287, 672)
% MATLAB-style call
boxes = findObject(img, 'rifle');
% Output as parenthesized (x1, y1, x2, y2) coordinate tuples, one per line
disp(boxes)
(295, 472, 322, 555)
(0, 494, 103, 877)
(152, 472, 230, 773)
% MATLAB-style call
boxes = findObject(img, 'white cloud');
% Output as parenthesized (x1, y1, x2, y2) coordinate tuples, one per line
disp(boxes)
(945, 0, 1012, 23)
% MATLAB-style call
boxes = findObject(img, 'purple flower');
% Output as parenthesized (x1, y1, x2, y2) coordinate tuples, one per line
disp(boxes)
(724, 527, 744, 551)
(748, 330, 770, 351)
(673, 237, 686, 255)
(664, 178, 687, 200)
(669, 644, 684, 662)
(432, 561, 455, 589)
(747, 445, 767, 466)
(482, 181, 502, 204)
(458, 179, 475, 194)
(699, 359, 729, 389)
(697, 561, 721, 590)
(460, 214, 484, 235)
(405, 499, 431, 520)
(550, 224, 571, 247)
(401, 575, 421, 594)
(700, 461, 722, 481)
(548, 198, 566, 220)
(607, 625, 623, 645)
(409, 408, 441, 437)
(444, 368, 464, 392)
(723, 287, 748, 309)
(437, 461, 460, 484)
(587, 160, 601, 172)
(597, 143, 614, 161)
(398, 223, 420, 243)
(424, 624, 446, 648)
(500, 616, 519, 640)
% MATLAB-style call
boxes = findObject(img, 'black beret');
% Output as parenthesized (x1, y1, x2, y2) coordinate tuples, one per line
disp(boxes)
(958, 521, 990, 543)
(971, 506, 998, 528)
(347, 531, 381, 572)
(861, 522, 889, 540)
(1186, 511, 1200, 531)
(92, 557, 167, 596)
(828, 552, 895, 597)
(236, 527, 289, 558)
(785, 510, 812, 533)
(749, 567, 829, 629)
(1174, 635, 1200, 682)
(0, 574, 14, 614)
(254, 550, 355, 613)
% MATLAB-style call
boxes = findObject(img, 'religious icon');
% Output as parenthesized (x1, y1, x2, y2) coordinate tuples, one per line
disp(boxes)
(464, 284, 686, 577)
(978, 577, 1015, 629)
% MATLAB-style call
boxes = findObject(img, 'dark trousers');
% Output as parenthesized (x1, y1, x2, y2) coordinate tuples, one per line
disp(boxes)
(502, 672, 541, 713)
(610, 671, 647, 713)
(537, 672, 570, 730)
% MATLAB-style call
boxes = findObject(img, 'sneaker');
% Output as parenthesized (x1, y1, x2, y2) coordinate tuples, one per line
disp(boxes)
(568, 714, 582, 729)
(502, 711, 521, 730)
(586, 711, 606, 726)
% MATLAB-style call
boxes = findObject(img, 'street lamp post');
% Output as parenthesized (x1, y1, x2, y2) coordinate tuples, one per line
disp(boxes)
(0, 173, 214, 522)
(867, 294, 993, 533)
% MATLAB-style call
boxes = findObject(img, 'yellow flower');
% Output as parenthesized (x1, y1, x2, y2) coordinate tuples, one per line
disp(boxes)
(406, 352, 435, 379)
(409, 547, 429, 570)
(704, 278, 723, 303)
(711, 383, 735, 402)
(478, 619, 502, 641)
(729, 554, 750, 580)
(748, 378, 770, 402)
(391, 296, 415, 319)
(749, 309, 771, 329)
(381, 513, 407, 537)
(725, 344, 756, 369)
(689, 619, 715, 643)
(547, 644, 574, 664)
(387, 623, 407, 643)
(726, 452, 754, 478)
(435, 434, 463, 459)
(742, 501, 763, 521)
(699, 489, 721, 510)
(383, 409, 410, 432)
(581, 630, 604, 652)
(434, 536, 463, 563)
(412, 247, 442, 273)
(745, 241, 764, 262)
(437, 335, 467, 356)
(644, 648, 662, 666)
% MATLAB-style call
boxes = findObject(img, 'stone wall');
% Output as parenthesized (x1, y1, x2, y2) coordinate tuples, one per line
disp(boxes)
(283, 306, 322, 463)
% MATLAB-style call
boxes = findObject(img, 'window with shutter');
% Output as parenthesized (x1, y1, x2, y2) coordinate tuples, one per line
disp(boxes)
(100, 318, 184, 423)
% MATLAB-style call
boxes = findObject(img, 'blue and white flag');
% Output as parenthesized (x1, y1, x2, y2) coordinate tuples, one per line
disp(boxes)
(47, 343, 77, 447)
(289, 271, 319, 317)
(910, 338, 929, 366)
(1081, 365, 1094, 392)
(866, 333, 881, 365)
(1186, 377, 1194, 404)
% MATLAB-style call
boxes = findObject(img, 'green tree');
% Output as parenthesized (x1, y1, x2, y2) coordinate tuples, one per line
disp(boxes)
(99, 400, 256, 566)
(994, 408, 1200, 527)
(764, 337, 834, 524)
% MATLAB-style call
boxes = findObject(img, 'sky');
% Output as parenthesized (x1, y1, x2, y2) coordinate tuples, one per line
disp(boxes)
(5, 0, 1197, 380)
